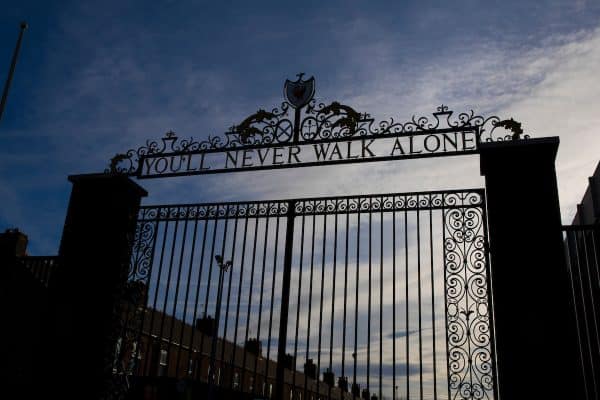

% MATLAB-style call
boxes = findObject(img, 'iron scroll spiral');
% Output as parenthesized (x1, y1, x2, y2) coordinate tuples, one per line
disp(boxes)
(443, 193, 493, 400)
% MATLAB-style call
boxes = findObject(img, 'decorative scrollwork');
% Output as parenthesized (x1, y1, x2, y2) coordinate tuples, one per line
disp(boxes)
(444, 195, 493, 400)
(106, 77, 530, 175)
(108, 217, 157, 399)
(138, 201, 290, 222)
(294, 190, 483, 216)
(230, 105, 293, 144)
(128, 219, 156, 281)
(300, 100, 370, 140)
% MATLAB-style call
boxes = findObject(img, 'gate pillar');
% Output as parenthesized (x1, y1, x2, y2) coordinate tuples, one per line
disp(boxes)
(480, 137, 584, 399)
(49, 173, 147, 398)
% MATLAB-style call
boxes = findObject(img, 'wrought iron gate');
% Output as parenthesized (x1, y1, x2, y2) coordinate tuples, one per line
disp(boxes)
(115, 188, 494, 400)
(563, 225, 600, 400)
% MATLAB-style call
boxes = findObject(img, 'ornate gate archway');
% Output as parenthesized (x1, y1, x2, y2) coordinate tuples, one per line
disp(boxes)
(111, 75, 524, 400)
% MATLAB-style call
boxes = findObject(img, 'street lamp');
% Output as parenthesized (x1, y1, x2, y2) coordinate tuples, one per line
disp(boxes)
(207, 255, 232, 400)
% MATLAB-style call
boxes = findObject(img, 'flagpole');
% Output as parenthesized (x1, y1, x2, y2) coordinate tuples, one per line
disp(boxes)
(0, 21, 28, 123)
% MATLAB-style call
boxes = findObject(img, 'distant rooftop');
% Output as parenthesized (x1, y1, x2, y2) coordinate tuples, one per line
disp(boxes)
(572, 161, 600, 225)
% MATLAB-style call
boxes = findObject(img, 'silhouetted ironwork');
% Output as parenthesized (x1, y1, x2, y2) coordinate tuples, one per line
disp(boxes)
(106, 77, 530, 177)
(563, 225, 600, 400)
(114, 189, 494, 399)
(494, 118, 523, 140)
(17, 255, 58, 288)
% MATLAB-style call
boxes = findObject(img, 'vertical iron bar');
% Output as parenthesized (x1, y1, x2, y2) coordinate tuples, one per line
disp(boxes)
(392, 202, 397, 400)
(156, 210, 180, 370)
(589, 229, 600, 316)
(229, 216, 250, 389)
(316, 213, 328, 398)
(443, 198, 452, 400)
(353, 206, 360, 400)
(303, 213, 317, 400)
(581, 228, 600, 357)
(208, 208, 230, 388)
(274, 201, 296, 400)
(566, 231, 591, 400)
(592, 229, 600, 289)
(591, 229, 600, 397)
(142, 216, 170, 375)
(199, 217, 220, 377)
(342, 199, 350, 384)
(293, 107, 301, 143)
(253, 215, 270, 392)
(207, 256, 228, 399)
(379, 205, 383, 400)
(175, 208, 200, 376)
(589, 228, 600, 352)
(220, 208, 240, 380)
(328, 210, 338, 400)
(405, 201, 410, 400)
(367, 198, 372, 395)
(417, 201, 423, 400)
(481, 192, 499, 400)
(429, 197, 437, 399)
(241, 217, 260, 392)
(292, 209, 307, 397)
(167, 210, 190, 377)
(265, 211, 281, 393)
(187, 217, 210, 379)
(574, 230, 598, 398)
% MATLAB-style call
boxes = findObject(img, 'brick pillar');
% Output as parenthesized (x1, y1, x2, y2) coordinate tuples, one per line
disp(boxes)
(0, 229, 43, 396)
(48, 173, 147, 398)
(480, 137, 585, 399)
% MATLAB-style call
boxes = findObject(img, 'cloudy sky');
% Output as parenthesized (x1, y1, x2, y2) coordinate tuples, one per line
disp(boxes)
(3, 1, 600, 399)
(2, 1, 600, 254)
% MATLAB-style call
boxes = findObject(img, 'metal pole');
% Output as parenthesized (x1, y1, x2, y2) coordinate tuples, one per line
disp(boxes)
(274, 201, 295, 400)
(0, 21, 28, 123)
(292, 107, 301, 143)
(207, 256, 231, 400)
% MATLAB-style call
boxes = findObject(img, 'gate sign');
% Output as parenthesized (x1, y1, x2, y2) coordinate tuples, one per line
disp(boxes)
(107, 76, 528, 178)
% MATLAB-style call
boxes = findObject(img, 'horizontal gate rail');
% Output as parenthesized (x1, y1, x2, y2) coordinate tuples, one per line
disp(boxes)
(136, 189, 486, 222)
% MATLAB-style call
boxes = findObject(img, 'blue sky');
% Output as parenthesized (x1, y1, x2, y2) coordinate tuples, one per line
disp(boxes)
(4, 2, 600, 398)
(2, 0, 600, 252)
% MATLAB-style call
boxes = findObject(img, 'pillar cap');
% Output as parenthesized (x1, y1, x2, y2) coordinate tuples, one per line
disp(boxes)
(480, 136, 559, 176)
(67, 173, 148, 197)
